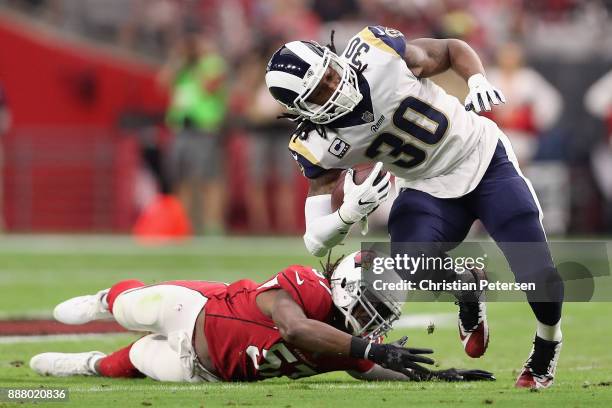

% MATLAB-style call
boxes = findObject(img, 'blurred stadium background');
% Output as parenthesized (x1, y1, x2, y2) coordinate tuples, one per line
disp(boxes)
(1, 1, 612, 405)
(0, 0, 612, 237)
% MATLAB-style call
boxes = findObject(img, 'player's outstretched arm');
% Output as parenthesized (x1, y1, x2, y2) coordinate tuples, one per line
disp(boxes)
(260, 290, 434, 376)
(265, 289, 353, 355)
(404, 38, 506, 113)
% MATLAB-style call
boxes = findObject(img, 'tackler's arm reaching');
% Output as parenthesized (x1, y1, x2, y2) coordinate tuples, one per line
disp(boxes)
(259, 289, 436, 377)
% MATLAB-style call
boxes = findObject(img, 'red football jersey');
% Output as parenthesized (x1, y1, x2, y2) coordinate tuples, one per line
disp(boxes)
(193, 265, 374, 381)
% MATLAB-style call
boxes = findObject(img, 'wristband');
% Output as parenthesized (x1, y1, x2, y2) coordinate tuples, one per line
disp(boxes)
(350, 336, 388, 364)
(349, 336, 371, 359)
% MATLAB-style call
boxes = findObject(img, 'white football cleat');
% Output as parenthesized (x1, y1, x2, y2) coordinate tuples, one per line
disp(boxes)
(30, 351, 105, 377)
(53, 289, 112, 324)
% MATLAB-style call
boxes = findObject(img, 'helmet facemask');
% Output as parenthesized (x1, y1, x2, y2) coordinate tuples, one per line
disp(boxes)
(293, 47, 363, 124)
(340, 282, 401, 339)
(330, 252, 402, 340)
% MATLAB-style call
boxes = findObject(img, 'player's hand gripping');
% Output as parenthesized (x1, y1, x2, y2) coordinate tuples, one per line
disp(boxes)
(464, 73, 506, 113)
(338, 162, 391, 225)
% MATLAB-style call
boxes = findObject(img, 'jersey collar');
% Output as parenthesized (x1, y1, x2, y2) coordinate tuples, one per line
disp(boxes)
(328, 70, 374, 129)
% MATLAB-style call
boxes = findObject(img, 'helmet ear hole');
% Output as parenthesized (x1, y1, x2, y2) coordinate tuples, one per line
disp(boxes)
(341, 278, 347, 288)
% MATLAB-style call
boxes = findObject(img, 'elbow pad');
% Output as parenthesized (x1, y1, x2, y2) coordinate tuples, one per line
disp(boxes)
(303, 195, 352, 257)
(303, 233, 329, 258)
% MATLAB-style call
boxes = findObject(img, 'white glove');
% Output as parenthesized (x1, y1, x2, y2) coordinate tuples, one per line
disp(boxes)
(464, 73, 506, 113)
(338, 162, 391, 225)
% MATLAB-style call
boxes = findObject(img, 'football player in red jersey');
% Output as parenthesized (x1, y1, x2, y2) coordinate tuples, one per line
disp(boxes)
(30, 252, 493, 383)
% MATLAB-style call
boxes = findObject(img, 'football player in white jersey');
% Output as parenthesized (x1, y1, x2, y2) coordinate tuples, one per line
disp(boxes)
(264, 26, 564, 389)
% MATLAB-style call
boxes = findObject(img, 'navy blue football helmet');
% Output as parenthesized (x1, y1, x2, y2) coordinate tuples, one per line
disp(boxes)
(265, 41, 362, 124)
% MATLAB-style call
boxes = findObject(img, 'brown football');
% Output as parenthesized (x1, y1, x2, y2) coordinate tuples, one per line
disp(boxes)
(331, 163, 388, 211)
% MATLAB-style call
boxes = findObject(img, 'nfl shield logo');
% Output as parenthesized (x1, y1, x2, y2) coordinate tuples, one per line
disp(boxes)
(362, 111, 374, 123)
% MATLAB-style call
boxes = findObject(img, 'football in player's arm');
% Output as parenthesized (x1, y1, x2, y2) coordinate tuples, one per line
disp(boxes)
(30, 252, 493, 383)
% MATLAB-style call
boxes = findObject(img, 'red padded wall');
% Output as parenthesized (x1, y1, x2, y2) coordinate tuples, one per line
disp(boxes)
(0, 14, 167, 231)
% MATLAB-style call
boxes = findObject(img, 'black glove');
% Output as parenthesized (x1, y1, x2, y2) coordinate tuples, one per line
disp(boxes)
(373, 344, 435, 375)
(350, 336, 434, 376)
(382, 337, 495, 382)
(427, 368, 496, 382)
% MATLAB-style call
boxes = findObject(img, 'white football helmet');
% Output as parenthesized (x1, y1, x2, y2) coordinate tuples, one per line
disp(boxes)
(330, 251, 402, 339)
(265, 40, 363, 124)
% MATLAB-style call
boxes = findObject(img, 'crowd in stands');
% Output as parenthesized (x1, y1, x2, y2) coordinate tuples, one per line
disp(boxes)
(4, 0, 612, 61)
(2, 0, 612, 234)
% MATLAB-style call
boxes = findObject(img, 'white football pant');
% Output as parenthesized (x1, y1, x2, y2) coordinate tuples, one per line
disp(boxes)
(112, 284, 217, 382)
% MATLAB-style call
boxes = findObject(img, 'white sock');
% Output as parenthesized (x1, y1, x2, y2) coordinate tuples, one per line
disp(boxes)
(100, 292, 109, 310)
(536, 320, 562, 342)
(87, 354, 105, 375)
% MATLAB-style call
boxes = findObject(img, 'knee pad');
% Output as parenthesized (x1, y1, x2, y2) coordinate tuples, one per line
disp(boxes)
(113, 287, 163, 329)
(113, 285, 207, 335)
(129, 334, 188, 382)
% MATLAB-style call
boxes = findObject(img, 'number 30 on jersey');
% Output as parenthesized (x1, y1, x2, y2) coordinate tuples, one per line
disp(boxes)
(366, 96, 449, 169)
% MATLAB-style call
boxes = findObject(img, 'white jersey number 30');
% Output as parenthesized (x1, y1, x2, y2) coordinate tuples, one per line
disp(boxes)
(366, 96, 449, 168)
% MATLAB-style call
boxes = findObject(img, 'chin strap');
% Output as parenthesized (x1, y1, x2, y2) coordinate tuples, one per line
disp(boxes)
(326, 30, 337, 54)
(277, 112, 330, 140)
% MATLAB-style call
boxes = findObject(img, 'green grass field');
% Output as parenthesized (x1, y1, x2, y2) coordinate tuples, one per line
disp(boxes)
(1, 235, 611, 407)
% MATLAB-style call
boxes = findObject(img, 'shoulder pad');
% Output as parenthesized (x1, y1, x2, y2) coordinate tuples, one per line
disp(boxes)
(288, 137, 327, 179)
(359, 26, 406, 58)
